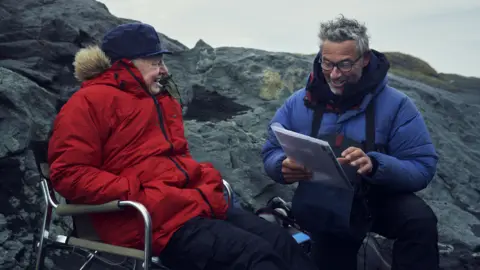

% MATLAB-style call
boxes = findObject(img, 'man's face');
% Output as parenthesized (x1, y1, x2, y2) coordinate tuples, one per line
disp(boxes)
(133, 56, 169, 95)
(320, 40, 370, 94)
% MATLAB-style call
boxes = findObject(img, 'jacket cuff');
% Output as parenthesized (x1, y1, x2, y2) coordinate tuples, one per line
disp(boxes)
(273, 152, 287, 184)
(368, 155, 379, 177)
(365, 151, 387, 184)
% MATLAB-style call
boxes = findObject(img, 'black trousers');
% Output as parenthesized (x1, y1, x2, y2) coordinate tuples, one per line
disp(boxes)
(159, 207, 318, 270)
(311, 192, 439, 270)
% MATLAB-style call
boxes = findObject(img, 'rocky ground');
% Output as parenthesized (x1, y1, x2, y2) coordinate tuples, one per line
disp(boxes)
(0, 0, 479, 269)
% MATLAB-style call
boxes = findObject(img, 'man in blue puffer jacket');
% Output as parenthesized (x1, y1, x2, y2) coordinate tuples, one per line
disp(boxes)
(261, 15, 439, 270)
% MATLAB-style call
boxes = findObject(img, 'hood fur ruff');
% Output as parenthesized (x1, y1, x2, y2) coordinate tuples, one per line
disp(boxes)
(73, 45, 112, 82)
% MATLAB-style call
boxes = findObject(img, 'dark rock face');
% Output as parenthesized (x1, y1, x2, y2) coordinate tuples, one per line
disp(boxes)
(0, 0, 479, 269)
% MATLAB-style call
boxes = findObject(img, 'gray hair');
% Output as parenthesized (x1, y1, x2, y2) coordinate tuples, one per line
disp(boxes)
(318, 14, 370, 56)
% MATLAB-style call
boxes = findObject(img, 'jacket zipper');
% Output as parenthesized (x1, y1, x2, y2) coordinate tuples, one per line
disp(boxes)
(151, 97, 190, 182)
(195, 188, 216, 218)
(121, 62, 215, 218)
(152, 98, 216, 219)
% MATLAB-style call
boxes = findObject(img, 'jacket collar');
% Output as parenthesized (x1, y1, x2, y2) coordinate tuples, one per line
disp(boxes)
(81, 59, 152, 98)
(304, 49, 390, 113)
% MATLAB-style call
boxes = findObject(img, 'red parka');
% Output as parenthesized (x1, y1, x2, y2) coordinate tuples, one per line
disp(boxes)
(48, 46, 229, 254)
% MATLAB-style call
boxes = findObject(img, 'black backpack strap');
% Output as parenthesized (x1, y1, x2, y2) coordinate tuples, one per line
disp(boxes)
(364, 99, 389, 154)
(310, 99, 380, 153)
(364, 101, 376, 153)
(310, 105, 325, 138)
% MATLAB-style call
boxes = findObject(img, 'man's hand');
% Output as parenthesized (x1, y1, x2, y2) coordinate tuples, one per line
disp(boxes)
(281, 157, 312, 183)
(338, 147, 372, 175)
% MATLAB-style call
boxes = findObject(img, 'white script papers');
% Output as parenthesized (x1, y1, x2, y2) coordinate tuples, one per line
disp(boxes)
(271, 122, 353, 190)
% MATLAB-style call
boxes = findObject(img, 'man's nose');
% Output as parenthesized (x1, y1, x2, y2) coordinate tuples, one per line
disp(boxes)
(330, 67, 342, 79)
(158, 65, 169, 75)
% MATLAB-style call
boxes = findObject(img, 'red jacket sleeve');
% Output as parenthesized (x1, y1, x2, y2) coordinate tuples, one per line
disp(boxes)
(48, 92, 141, 205)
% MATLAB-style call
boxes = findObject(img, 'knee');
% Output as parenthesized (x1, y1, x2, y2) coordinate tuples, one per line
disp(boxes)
(403, 204, 438, 237)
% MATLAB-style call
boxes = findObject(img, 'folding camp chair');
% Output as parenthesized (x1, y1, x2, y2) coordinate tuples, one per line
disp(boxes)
(29, 139, 235, 270)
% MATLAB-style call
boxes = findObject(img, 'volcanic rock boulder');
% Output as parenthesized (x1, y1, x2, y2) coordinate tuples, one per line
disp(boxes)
(0, 0, 479, 269)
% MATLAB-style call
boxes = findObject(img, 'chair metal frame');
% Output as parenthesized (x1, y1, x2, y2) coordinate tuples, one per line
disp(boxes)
(31, 141, 234, 270)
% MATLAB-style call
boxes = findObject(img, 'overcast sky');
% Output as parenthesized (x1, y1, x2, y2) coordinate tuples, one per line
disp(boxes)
(98, 0, 480, 78)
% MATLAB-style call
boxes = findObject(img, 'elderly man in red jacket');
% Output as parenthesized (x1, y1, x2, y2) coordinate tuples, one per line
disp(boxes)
(47, 22, 317, 270)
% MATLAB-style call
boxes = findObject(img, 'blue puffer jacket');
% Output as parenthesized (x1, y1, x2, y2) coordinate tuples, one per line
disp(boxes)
(261, 51, 438, 193)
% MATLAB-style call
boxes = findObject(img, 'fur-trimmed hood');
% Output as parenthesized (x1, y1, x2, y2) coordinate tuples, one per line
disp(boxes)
(72, 44, 182, 104)
(73, 45, 112, 82)
(72, 45, 149, 98)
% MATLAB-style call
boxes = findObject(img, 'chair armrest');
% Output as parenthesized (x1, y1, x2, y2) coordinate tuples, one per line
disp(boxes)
(55, 200, 122, 216)
(55, 200, 153, 267)
(117, 201, 152, 267)
(222, 179, 234, 207)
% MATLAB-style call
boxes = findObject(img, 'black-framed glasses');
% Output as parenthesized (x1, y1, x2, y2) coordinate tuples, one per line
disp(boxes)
(319, 54, 363, 72)
(149, 58, 166, 68)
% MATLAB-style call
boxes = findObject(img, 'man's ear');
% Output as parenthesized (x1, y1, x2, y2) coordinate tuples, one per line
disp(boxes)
(362, 51, 371, 67)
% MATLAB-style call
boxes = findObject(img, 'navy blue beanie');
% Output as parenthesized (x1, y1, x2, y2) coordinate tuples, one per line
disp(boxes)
(101, 23, 171, 63)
